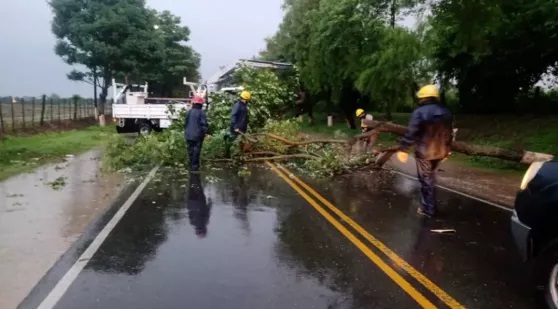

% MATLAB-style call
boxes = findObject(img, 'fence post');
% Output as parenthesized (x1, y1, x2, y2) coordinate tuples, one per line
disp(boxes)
(73, 96, 78, 119)
(0, 98, 4, 135)
(21, 98, 26, 130)
(32, 97, 36, 127)
(10, 97, 15, 133)
(67, 98, 70, 120)
(40, 95, 46, 125)
(50, 97, 54, 122)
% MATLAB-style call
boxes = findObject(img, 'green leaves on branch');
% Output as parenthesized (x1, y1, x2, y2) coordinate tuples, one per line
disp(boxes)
(102, 65, 356, 177)
(208, 65, 298, 133)
(103, 66, 301, 171)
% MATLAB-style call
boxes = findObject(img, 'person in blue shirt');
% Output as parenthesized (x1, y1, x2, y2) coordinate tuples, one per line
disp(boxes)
(398, 85, 453, 217)
(229, 91, 251, 140)
(184, 96, 209, 172)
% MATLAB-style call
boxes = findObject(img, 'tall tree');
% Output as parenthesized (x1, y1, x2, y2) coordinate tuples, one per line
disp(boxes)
(428, 0, 558, 113)
(357, 27, 424, 119)
(144, 10, 201, 97)
(50, 0, 164, 125)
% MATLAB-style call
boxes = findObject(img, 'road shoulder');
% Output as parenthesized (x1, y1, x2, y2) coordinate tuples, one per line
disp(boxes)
(0, 149, 130, 309)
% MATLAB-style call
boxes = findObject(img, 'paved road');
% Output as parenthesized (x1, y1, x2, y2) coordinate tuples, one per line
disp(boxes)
(19, 164, 542, 309)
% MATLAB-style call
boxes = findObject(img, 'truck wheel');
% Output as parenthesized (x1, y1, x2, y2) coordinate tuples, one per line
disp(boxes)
(537, 245, 558, 309)
(545, 258, 558, 309)
(138, 123, 152, 136)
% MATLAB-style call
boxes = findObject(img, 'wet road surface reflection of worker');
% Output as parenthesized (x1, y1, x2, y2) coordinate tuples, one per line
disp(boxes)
(186, 173, 211, 238)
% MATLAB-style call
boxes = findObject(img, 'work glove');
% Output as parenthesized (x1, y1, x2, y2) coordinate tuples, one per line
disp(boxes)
(441, 151, 452, 163)
(396, 151, 409, 164)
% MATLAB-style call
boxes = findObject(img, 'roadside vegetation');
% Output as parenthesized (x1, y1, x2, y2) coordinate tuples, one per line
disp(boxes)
(0, 125, 112, 181)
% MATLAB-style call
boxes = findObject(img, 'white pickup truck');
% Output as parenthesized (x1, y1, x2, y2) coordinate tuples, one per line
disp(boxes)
(112, 78, 207, 134)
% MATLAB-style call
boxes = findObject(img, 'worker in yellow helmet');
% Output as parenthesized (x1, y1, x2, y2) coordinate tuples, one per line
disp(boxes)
(229, 90, 251, 140)
(355, 108, 374, 153)
(398, 84, 453, 218)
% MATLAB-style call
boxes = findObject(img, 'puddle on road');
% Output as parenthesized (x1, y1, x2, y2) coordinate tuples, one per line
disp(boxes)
(0, 149, 126, 309)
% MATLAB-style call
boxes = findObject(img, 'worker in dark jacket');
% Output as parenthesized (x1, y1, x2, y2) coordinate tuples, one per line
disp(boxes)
(184, 96, 209, 172)
(229, 90, 251, 140)
(398, 84, 453, 217)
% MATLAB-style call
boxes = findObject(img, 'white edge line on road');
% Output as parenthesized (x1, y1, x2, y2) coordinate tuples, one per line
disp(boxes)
(37, 166, 160, 309)
(388, 169, 513, 213)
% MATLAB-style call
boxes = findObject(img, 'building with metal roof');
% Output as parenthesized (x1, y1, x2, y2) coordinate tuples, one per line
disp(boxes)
(206, 59, 293, 91)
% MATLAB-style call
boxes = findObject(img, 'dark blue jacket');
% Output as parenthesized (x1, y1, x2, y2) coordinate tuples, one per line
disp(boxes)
(400, 100, 453, 160)
(184, 105, 208, 141)
(230, 101, 249, 133)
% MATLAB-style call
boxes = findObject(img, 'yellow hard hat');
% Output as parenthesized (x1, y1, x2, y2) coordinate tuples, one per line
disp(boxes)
(240, 91, 251, 101)
(355, 108, 365, 117)
(416, 84, 440, 99)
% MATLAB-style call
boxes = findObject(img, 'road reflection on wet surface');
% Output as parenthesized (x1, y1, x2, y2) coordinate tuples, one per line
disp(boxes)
(29, 165, 540, 309)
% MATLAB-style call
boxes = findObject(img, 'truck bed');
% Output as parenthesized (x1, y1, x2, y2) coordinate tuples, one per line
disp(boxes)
(113, 103, 191, 119)
(144, 97, 190, 104)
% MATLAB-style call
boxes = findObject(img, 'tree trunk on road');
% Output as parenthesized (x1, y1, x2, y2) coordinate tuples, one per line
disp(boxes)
(357, 120, 554, 164)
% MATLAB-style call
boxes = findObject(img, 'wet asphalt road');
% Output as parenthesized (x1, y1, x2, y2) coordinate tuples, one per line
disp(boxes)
(21, 165, 541, 309)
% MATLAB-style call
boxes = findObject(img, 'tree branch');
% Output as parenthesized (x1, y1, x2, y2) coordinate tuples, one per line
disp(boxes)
(354, 120, 553, 164)
(246, 154, 319, 161)
(248, 133, 347, 146)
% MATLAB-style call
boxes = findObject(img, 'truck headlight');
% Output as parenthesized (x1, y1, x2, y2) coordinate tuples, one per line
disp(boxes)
(520, 161, 545, 190)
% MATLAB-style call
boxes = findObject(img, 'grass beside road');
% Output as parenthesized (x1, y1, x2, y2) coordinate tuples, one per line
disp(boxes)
(300, 112, 558, 172)
(0, 125, 113, 181)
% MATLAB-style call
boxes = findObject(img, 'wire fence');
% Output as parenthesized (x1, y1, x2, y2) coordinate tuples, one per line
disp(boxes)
(0, 96, 113, 136)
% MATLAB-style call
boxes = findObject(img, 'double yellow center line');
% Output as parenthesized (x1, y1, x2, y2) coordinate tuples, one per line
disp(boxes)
(265, 161, 465, 309)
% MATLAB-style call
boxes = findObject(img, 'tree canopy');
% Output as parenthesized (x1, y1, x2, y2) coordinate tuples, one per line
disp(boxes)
(261, 0, 558, 119)
(50, 0, 200, 116)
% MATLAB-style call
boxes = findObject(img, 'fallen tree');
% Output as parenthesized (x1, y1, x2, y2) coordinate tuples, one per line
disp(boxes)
(238, 120, 553, 166)
(351, 120, 554, 164)
(103, 64, 554, 178)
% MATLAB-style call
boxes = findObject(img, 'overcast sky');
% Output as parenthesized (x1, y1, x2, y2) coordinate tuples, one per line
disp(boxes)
(0, 0, 284, 97)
